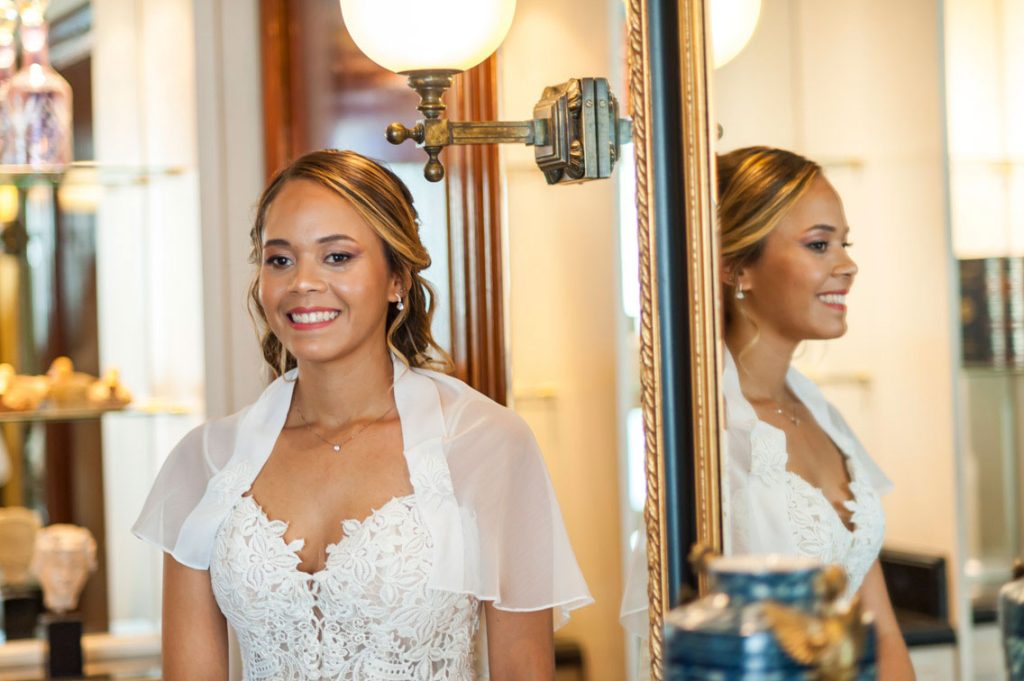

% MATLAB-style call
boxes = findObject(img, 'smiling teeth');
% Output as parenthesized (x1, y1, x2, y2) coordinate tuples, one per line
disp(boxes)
(290, 310, 339, 324)
(818, 293, 846, 305)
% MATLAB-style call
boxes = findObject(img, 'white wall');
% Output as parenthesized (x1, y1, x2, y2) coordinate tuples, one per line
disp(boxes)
(192, 0, 265, 417)
(500, 2, 627, 679)
(945, 0, 1024, 258)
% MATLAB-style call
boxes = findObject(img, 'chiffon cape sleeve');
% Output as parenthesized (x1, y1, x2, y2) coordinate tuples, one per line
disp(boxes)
(132, 359, 591, 628)
(131, 408, 247, 566)
(430, 372, 593, 627)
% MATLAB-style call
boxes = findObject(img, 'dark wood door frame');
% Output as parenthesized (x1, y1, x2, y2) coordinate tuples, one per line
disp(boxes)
(259, 0, 508, 403)
(443, 59, 507, 404)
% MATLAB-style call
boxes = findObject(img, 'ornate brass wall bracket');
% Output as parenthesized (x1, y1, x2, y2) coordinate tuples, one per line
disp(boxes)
(387, 71, 631, 184)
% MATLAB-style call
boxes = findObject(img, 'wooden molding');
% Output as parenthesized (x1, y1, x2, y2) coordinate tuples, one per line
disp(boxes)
(444, 58, 508, 405)
(259, 0, 306, 180)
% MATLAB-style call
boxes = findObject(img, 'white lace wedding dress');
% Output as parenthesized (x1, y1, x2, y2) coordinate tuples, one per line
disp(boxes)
(721, 350, 894, 596)
(210, 493, 479, 681)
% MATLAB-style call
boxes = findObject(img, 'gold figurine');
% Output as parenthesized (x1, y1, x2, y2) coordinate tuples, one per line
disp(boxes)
(86, 368, 132, 408)
(46, 356, 94, 408)
(762, 566, 869, 681)
(0, 363, 48, 411)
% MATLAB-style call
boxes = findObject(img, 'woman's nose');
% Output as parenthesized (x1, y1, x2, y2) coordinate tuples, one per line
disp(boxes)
(836, 250, 858, 278)
(290, 259, 326, 293)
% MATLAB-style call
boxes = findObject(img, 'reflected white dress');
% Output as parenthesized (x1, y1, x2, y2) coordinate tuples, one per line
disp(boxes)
(134, 357, 592, 680)
(722, 349, 894, 595)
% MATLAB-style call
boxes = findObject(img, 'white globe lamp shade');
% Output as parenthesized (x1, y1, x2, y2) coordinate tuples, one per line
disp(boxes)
(340, 0, 516, 74)
(709, 0, 761, 69)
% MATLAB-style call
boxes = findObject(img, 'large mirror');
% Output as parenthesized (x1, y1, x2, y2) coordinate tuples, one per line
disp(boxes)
(692, 0, 1024, 678)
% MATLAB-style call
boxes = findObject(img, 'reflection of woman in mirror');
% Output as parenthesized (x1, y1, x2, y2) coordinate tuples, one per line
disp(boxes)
(719, 147, 914, 679)
(134, 150, 591, 680)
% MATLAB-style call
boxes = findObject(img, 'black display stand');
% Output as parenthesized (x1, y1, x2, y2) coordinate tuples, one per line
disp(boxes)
(2, 585, 43, 639)
(41, 614, 83, 679)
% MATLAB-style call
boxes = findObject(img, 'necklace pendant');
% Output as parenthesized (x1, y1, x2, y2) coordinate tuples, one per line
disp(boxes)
(332, 444, 341, 453)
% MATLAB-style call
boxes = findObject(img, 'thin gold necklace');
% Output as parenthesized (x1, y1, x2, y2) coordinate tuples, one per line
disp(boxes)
(295, 392, 395, 453)
(744, 390, 802, 426)
(769, 400, 801, 426)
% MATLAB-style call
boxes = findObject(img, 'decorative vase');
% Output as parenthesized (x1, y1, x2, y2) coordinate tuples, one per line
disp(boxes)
(0, 0, 19, 162)
(664, 553, 877, 680)
(998, 560, 1024, 680)
(1, 20, 72, 168)
(0, 1, 16, 83)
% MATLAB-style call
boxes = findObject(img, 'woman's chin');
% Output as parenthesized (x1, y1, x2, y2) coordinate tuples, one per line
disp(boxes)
(287, 346, 348, 366)
(807, 322, 847, 341)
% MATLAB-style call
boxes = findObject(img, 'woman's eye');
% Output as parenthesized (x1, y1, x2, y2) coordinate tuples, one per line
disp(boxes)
(265, 255, 291, 267)
(326, 252, 352, 264)
(806, 241, 828, 252)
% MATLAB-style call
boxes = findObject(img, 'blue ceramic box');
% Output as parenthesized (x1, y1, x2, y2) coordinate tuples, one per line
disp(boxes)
(664, 555, 877, 680)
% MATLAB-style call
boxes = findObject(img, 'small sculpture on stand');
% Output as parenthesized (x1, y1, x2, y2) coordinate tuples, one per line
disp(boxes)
(0, 507, 41, 639)
(30, 524, 96, 679)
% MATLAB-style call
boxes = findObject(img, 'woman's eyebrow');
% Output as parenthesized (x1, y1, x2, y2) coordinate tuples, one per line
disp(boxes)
(316, 234, 356, 245)
(263, 234, 356, 248)
(805, 223, 851, 236)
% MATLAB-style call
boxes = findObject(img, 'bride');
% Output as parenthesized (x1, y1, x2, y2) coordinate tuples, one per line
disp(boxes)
(134, 149, 591, 680)
(718, 146, 915, 680)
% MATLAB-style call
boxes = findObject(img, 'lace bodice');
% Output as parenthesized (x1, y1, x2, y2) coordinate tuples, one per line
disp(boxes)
(722, 350, 892, 597)
(733, 422, 885, 595)
(210, 493, 480, 681)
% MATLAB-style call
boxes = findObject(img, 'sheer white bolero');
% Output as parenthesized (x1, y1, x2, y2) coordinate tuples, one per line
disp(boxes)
(722, 349, 894, 595)
(133, 356, 592, 625)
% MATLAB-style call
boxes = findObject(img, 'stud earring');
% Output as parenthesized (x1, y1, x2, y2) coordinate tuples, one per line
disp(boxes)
(735, 287, 745, 300)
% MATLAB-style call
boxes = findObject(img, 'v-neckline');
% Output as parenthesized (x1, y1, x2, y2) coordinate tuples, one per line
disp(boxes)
(240, 493, 417, 577)
(756, 399, 860, 534)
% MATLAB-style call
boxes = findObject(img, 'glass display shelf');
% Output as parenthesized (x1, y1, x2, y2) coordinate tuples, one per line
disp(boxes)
(0, 401, 194, 424)
(0, 161, 187, 188)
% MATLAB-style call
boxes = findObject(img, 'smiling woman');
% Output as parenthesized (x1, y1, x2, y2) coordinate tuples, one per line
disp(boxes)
(132, 149, 592, 681)
(717, 146, 915, 680)
(248, 151, 450, 378)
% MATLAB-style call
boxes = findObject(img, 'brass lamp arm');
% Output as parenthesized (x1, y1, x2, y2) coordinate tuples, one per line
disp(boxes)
(385, 118, 547, 182)
(387, 71, 631, 185)
(386, 119, 546, 148)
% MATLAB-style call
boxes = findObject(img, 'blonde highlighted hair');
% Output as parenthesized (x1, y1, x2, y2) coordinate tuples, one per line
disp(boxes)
(248, 149, 452, 377)
(718, 146, 822, 290)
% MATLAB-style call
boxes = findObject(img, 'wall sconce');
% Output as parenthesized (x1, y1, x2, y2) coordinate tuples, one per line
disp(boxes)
(339, 0, 631, 185)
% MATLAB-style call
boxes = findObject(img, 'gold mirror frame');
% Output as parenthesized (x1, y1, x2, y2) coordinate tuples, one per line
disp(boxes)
(627, 0, 722, 675)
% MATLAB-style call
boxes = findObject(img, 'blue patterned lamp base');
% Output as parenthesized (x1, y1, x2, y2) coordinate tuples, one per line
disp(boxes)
(665, 554, 877, 680)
